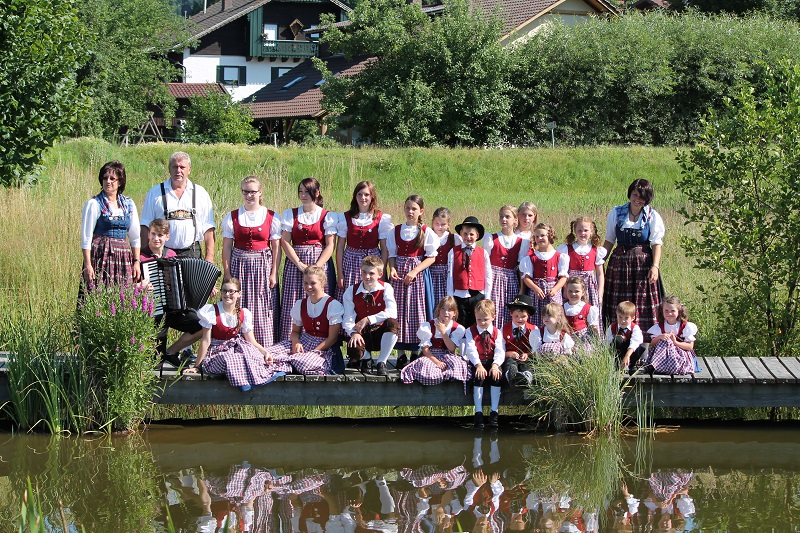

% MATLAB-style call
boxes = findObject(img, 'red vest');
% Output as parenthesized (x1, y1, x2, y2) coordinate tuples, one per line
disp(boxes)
(567, 244, 597, 272)
(489, 233, 522, 269)
(291, 207, 327, 245)
(231, 209, 274, 251)
(434, 233, 455, 265)
(345, 211, 382, 249)
(452, 246, 486, 291)
(611, 321, 638, 341)
(532, 251, 561, 279)
(301, 296, 333, 338)
(658, 320, 688, 341)
(395, 224, 428, 257)
(469, 325, 499, 363)
(429, 320, 460, 350)
(211, 304, 244, 340)
(352, 282, 387, 322)
(565, 302, 592, 331)
(502, 321, 538, 354)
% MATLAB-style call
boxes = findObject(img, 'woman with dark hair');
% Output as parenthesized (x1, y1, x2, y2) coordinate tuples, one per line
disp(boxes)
(279, 177, 338, 342)
(602, 178, 665, 333)
(80, 161, 141, 289)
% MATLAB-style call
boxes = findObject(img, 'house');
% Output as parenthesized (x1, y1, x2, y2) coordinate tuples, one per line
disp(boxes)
(628, 0, 670, 9)
(174, 0, 352, 102)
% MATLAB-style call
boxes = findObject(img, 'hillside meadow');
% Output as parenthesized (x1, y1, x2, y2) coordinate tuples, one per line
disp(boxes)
(0, 138, 722, 352)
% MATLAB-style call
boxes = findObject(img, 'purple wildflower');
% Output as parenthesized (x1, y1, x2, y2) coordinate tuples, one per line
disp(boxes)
(139, 344, 144, 351)
(131, 297, 138, 309)
(110, 302, 116, 316)
(134, 285, 141, 297)
(141, 295, 149, 313)
(130, 336, 136, 344)
(119, 288, 125, 305)
(95, 311, 102, 317)
(148, 300, 155, 316)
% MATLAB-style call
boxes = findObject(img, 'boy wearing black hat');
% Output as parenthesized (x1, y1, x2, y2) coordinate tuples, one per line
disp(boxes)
(501, 294, 540, 385)
(447, 216, 492, 328)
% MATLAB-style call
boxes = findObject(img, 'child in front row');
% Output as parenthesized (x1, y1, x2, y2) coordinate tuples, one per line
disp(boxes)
(500, 295, 539, 385)
(519, 223, 569, 329)
(342, 255, 400, 376)
(447, 216, 492, 329)
(605, 301, 644, 372)
(639, 296, 698, 375)
(538, 303, 575, 357)
(563, 276, 601, 344)
(464, 299, 505, 429)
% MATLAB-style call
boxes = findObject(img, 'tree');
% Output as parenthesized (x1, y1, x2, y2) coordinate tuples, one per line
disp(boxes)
(677, 62, 800, 358)
(182, 92, 259, 144)
(318, 0, 510, 146)
(0, 0, 88, 185)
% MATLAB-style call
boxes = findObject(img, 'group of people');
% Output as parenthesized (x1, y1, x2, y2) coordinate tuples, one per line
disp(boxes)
(81, 152, 700, 427)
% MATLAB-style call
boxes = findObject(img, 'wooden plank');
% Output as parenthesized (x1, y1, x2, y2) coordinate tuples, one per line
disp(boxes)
(364, 373, 387, 383)
(344, 369, 365, 382)
(305, 374, 325, 382)
(690, 357, 714, 384)
(325, 374, 346, 382)
(741, 357, 775, 384)
(724, 357, 755, 384)
(649, 373, 673, 384)
(285, 374, 304, 382)
(760, 357, 795, 384)
(778, 357, 800, 381)
(704, 357, 734, 383)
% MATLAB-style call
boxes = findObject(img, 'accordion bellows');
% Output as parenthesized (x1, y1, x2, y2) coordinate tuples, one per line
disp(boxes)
(143, 258, 221, 315)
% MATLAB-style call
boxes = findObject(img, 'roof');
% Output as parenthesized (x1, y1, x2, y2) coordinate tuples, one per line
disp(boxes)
(629, 0, 670, 8)
(167, 83, 227, 99)
(472, 0, 617, 40)
(246, 55, 372, 119)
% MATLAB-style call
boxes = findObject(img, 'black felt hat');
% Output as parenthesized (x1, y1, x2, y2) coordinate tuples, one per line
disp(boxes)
(454, 216, 485, 240)
(507, 294, 536, 314)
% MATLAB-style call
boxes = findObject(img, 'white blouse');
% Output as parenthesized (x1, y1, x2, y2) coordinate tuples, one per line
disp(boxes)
(198, 302, 254, 334)
(386, 223, 439, 258)
(563, 301, 600, 328)
(335, 211, 394, 239)
(81, 198, 141, 249)
(290, 295, 344, 327)
(604, 206, 666, 246)
(538, 328, 575, 354)
(519, 250, 569, 279)
(555, 243, 607, 266)
(647, 321, 698, 342)
(280, 206, 338, 236)
(482, 232, 530, 260)
(417, 320, 466, 348)
(221, 206, 282, 240)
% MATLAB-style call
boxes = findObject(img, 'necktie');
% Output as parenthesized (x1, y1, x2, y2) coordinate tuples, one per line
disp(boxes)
(363, 291, 374, 308)
(480, 329, 490, 354)
(463, 246, 473, 271)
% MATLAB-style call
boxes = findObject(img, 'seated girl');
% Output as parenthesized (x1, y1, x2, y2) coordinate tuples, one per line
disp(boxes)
(401, 296, 469, 386)
(185, 277, 284, 391)
(640, 296, 698, 375)
(265, 265, 343, 375)
(536, 303, 575, 357)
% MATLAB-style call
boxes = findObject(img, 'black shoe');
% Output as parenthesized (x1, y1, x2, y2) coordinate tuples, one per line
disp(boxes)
(180, 348, 196, 365)
(376, 362, 387, 376)
(360, 359, 374, 373)
(409, 352, 419, 362)
(642, 364, 655, 374)
(474, 412, 485, 429)
(346, 359, 361, 369)
(488, 411, 499, 428)
(162, 352, 182, 368)
(395, 354, 408, 370)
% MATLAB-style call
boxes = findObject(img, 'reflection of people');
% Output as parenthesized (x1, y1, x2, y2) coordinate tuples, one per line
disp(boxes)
(80, 161, 141, 290)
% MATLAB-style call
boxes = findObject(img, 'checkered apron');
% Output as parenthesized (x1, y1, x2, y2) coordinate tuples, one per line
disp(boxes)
(392, 255, 430, 347)
(428, 264, 449, 308)
(490, 266, 519, 328)
(88, 235, 133, 289)
(400, 465, 469, 491)
(265, 332, 335, 375)
(279, 243, 323, 342)
(231, 247, 277, 347)
(527, 278, 562, 330)
(643, 340, 696, 375)
(602, 246, 662, 332)
(335, 246, 380, 302)
(649, 472, 694, 502)
(201, 337, 287, 388)
(568, 268, 602, 328)
(400, 348, 470, 387)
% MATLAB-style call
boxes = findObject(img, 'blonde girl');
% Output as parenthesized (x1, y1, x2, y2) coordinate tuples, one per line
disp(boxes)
(558, 216, 606, 327)
(640, 296, 698, 375)
(429, 207, 458, 307)
(537, 303, 575, 356)
(519, 223, 569, 329)
(484, 205, 528, 327)
(515, 201, 538, 245)
(563, 276, 601, 342)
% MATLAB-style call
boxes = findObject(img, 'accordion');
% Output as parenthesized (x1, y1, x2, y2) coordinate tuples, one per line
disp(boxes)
(143, 257, 221, 315)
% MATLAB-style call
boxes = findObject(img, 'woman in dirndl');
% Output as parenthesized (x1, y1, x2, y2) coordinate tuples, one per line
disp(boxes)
(80, 161, 141, 291)
(222, 176, 282, 347)
(279, 177, 337, 342)
(265, 265, 343, 375)
(335, 181, 392, 301)
(185, 278, 286, 391)
(602, 179, 665, 333)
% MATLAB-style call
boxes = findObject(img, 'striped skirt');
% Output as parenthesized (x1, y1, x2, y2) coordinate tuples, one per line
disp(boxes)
(526, 278, 562, 330)
(428, 264, 449, 309)
(490, 266, 519, 328)
(643, 340, 696, 375)
(87, 235, 134, 289)
(568, 268, 602, 328)
(202, 337, 288, 388)
(602, 246, 663, 333)
(400, 348, 470, 386)
(230, 247, 277, 347)
(391, 256, 430, 347)
(279, 244, 324, 342)
(537, 341, 568, 358)
(335, 246, 380, 302)
(265, 331, 335, 375)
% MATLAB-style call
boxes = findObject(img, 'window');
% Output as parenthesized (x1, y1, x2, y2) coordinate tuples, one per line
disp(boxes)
(216, 65, 247, 87)
(262, 23, 278, 42)
(281, 76, 305, 90)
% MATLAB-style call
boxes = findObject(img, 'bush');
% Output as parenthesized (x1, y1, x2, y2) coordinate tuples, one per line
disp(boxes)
(183, 92, 259, 144)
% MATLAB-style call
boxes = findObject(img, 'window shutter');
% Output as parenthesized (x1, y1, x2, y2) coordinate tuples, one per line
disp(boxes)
(239, 66, 247, 86)
(216, 66, 223, 83)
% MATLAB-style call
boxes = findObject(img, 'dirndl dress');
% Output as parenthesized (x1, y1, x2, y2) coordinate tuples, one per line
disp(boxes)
(202, 337, 288, 388)
(266, 332, 336, 375)
(643, 340, 697, 375)
(231, 247, 278, 347)
(280, 243, 324, 341)
(392, 255, 430, 349)
(527, 278, 562, 330)
(335, 245, 380, 302)
(491, 266, 518, 328)
(400, 348, 469, 387)
(83, 192, 137, 290)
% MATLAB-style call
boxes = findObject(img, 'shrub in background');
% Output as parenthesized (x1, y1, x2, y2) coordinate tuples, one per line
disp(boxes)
(182, 92, 259, 144)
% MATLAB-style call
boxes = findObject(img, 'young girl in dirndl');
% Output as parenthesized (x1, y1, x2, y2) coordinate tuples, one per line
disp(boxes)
(265, 266, 343, 375)
(640, 296, 698, 375)
(519, 223, 568, 330)
(536, 303, 575, 357)
(387, 194, 439, 364)
(401, 296, 469, 387)
(222, 176, 282, 347)
(484, 205, 528, 328)
(563, 276, 601, 345)
(515, 201, 538, 249)
(429, 207, 458, 308)
(558, 216, 606, 327)
(279, 177, 337, 342)
(185, 278, 284, 391)
(335, 181, 393, 302)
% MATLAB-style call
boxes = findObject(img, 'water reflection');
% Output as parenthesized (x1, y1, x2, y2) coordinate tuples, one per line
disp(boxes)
(1, 425, 800, 532)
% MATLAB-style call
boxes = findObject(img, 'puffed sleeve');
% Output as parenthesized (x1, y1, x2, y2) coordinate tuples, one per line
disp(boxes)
(562, 334, 575, 355)
(604, 325, 614, 345)
(81, 199, 101, 250)
(682, 322, 698, 342)
(482, 236, 494, 254)
(198, 303, 217, 330)
(386, 228, 398, 259)
(241, 308, 254, 334)
(269, 210, 282, 240)
(417, 321, 434, 347)
(529, 329, 542, 352)
(336, 212, 349, 238)
(327, 297, 344, 326)
(518, 237, 530, 259)
(556, 244, 569, 256)
(378, 213, 393, 239)
(587, 306, 600, 327)
(646, 324, 661, 338)
(519, 256, 533, 279)
(290, 299, 304, 327)
(422, 226, 439, 258)
(604, 209, 618, 244)
(221, 210, 235, 239)
(127, 202, 141, 248)
(595, 246, 607, 265)
(648, 208, 666, 246)
(281, 208, 295, 234)
(557, 251, 569, 277)
(450, 323, 466, 346)
(323, 210, 338, 235)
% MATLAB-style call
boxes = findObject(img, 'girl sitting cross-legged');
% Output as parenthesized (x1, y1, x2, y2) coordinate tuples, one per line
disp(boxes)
(639, 296, 699, 375)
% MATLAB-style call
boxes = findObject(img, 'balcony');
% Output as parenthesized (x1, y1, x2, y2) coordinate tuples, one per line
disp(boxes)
(255, 39, 318, 59)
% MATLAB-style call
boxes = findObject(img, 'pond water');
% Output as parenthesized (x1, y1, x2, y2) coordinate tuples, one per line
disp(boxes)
(1, 419, 799, 532)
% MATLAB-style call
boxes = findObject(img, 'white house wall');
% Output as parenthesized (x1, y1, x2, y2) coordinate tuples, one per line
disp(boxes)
(502, 0, 600, 46)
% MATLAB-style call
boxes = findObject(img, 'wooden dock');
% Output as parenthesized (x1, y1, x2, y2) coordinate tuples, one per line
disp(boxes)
(2, 355, 800, 408)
